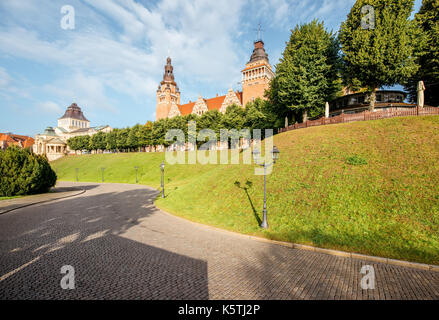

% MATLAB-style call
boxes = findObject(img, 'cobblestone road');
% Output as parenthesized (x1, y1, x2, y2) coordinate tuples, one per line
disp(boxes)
(1, 182, 438, 300)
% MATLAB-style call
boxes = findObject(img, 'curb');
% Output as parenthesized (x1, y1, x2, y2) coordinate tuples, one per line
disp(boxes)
(0, 189, 86, 215)
(156, 203, 439, 273)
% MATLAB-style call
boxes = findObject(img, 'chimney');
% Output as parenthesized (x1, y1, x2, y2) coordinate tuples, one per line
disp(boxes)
(216, 93, 218, 97)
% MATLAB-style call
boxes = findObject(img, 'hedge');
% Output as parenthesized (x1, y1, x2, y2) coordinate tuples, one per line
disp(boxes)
(0, 146, 57, 196)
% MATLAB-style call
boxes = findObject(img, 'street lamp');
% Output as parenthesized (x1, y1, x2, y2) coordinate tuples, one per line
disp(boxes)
(101, 167, 105, 183)
(252, 146, 280, 229)
(134, 166, 139, 184)
(75, 168, 79, 182)
(160, 161, 165, 198)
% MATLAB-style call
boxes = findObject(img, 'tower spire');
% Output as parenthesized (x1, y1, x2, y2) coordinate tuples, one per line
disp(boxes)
(162, 56, 175, 84)
(156, 56, 180, 120)
(255, 22, 263, 42)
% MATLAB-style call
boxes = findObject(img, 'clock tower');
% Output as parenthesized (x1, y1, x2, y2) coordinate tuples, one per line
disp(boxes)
(156, 57, 181, 120)
(241, 38, 274, 107)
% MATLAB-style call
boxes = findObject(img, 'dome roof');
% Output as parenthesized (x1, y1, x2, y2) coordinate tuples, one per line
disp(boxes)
(248, 40, 269, 64)
(59, 103, 89, 121)
(43, 127, 57, 136)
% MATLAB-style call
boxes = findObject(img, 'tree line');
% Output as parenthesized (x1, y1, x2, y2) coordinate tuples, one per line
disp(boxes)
(67, 100, 276, 152)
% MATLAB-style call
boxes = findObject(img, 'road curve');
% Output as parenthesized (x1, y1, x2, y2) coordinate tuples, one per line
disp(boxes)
(0, 182, 438, 300)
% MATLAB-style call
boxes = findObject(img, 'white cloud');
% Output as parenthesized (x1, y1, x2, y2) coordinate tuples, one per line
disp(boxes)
(245, 0, 356, 31)
(42, 72, 118, 117)
(0, 67, 11, 88)
(0, 0, 248, 111)
(38, 101, 62, 114)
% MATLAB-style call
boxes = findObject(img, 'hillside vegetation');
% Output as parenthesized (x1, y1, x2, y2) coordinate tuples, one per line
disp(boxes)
(52, 116, 439, 264)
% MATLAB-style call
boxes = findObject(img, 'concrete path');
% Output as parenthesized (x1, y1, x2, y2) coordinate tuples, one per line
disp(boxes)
(0, 182, 438, 300)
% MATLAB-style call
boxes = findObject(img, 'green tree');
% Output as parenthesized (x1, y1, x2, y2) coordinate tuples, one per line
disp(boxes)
(106, 130, 118, 151)
(77, 135, 91, 152)
(221, 104, 246, 130)
(127, 124, 141, 151)
(166, 116, 187, 147)
(199, 109, 223, 139)
(116, 128, 130, 152)
(245, 98, 277, 136)
(267, 20, 341, 122)
(220, 104, 247, 148)
(66, 136, 81, 152)
(183, 114, 199, 144)
(138, 122, 153, 149)
(339, 0, 419, 110)
(151, 119, 168, 147)
(404, 0, 439, 106)
(90, 131, 107, 152)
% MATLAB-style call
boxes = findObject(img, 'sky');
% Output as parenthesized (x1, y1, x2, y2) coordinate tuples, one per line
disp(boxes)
(0, 0, 422, 137)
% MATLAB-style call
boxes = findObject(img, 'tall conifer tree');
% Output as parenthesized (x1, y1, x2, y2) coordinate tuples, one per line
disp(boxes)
(267, 20, 341, 122)
(404, 0, 439, 106)
(339, 0, 419, 110)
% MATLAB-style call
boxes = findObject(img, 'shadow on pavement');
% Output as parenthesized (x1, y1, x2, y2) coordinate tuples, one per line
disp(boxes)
(0, 186, 209, 300)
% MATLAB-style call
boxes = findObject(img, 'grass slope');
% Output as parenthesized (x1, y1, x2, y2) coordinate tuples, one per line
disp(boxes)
(52, 116, 439, 264)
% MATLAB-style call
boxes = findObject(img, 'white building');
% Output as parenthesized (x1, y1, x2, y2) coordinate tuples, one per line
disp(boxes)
(33, 103, 112, 161)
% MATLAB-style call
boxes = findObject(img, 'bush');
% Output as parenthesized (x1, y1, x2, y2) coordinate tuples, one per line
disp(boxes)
(0, 146, 57, 196)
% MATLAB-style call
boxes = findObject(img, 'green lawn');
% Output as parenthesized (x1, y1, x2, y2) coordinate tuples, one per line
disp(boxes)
(52, 116, 439, 265)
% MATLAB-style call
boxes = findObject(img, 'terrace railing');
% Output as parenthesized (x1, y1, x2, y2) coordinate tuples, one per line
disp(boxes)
(279, 106, 439, 133)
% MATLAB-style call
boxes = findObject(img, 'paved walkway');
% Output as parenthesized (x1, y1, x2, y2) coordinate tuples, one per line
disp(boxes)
(0, 184, 86, 214)
(0, 182, 438, 300)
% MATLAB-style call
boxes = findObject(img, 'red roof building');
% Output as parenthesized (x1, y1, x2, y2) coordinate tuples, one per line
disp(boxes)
(155, 39, 273, 120)
(0, 133, 34, 150)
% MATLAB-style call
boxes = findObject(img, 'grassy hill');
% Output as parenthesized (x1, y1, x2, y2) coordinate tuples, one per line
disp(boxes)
(52, 116, 439, 264)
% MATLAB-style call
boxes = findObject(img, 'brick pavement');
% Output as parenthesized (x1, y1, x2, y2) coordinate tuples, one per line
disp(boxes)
(0, 182, 438, 300)
(0, 184, 86, 214)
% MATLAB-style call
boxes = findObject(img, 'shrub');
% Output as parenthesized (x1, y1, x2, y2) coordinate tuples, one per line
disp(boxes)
(0, 146, 57, 196)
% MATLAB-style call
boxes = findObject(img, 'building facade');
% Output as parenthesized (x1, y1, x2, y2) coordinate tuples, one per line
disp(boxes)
(329, 90, 416, 117)
(33, 103, 112, 161)
(156, 40, 274, 120)
(0, 133, 34, 151)
(241, 40, 275, 107)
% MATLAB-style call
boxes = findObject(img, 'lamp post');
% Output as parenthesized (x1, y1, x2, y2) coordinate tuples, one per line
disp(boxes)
(101, 167, 105, 183)
(134, 166, 139, 184)
(252, 146, 280, 229)
(160, 161, 165, 198)
(75, 168, 79, 182)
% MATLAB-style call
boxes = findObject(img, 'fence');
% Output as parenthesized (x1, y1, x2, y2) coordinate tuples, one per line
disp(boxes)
(279, 106, 439, 133)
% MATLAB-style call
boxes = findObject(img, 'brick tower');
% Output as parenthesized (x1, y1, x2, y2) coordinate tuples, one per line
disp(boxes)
(156, 57, 180, 120)
(241, 39, 274, 107)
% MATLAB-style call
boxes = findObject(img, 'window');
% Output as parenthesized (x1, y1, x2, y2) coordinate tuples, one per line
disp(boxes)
(376, 94, 382, 102)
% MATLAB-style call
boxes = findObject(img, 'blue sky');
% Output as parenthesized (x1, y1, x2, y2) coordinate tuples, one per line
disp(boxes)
(0, 0, 422, 137)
